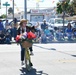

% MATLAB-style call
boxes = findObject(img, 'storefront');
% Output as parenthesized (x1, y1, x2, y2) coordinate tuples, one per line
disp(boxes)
(29, 8, 56, 22)
(19, 7, 56, 22)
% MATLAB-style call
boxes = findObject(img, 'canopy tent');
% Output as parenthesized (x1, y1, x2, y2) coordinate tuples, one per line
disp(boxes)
(65, 16, 76, 20)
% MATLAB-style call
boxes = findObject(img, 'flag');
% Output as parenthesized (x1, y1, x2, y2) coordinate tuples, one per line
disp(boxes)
(40, 0, 44, 2)
(36, 0, 44, 2)
(52, 1, 55, 3)
(36, 0, 40, 2)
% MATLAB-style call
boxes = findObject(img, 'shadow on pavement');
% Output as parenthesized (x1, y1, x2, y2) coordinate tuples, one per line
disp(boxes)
(57, 51, 76, 58)
(20, 67, 48, 75)
(71, 55, 76, 57)
(34, 45, 76, 58)
(33, 45, 56, 51)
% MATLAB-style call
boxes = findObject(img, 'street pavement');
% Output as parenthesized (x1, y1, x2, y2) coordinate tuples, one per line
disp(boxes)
(0, 43, 76, 75)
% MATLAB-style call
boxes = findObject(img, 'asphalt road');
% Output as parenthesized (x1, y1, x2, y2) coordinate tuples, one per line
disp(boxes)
(0, 43, 76, 75)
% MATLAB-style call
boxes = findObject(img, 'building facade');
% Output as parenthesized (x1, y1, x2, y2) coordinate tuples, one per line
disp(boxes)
(7, 7, 57, 22)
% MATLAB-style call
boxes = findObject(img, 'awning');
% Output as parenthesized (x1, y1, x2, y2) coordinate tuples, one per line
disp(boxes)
(65, 16, 76, 20)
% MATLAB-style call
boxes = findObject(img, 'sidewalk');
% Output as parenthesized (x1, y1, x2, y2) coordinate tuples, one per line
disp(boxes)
(11, 38, 76, 43)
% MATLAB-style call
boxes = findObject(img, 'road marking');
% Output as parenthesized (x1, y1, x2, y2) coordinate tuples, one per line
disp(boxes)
(53, 59, 76, 63)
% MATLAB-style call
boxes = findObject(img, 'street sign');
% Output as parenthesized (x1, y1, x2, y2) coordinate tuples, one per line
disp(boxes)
(3, 4, 10, 6)
(3, 2, 10, 20)
(3, 2, 10, 6)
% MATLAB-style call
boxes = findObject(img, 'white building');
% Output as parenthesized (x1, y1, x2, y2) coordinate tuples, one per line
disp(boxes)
(7, 7, 57, 22)
(28, 8, 57, 22)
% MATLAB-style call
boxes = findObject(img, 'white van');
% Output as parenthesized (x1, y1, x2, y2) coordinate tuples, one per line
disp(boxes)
(49, 18, 68, 28)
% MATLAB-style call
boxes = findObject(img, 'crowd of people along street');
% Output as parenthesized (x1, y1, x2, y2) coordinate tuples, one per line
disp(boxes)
(0, 18, 76, 44)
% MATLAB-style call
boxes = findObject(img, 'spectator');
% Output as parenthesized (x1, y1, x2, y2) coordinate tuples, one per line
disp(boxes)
(56, 28, 63, 41)
(72, 23, 76, 39)
(41, 19, 48, 31)
(0, 31, 5, 44)
(11, 18, 18, 40)
(0, 20, 4, 31)
(40, 31, 47, 43)
(44, 26, 51, 36)
(12, 24, 18, 40)
(44, 26, 54, 41)
(6, 26, 12, 41)
(13, 18, 17, 24)
(65, 23, 73, 41)
(5, 20, 9, 29)
(5, 32, 11, 44)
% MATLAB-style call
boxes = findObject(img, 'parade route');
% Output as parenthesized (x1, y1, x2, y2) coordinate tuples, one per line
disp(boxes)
(0, 43, 76, 75)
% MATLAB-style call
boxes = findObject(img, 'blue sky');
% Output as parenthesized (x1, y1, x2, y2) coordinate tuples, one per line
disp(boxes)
(0, 0, 59, 15)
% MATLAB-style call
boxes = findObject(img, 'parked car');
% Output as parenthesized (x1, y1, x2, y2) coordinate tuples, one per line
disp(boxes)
(2, 19, 13, 28)
(70, 21, 76, 28)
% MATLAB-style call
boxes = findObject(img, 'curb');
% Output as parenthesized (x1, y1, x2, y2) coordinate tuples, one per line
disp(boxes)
(11, 40, 76, 44)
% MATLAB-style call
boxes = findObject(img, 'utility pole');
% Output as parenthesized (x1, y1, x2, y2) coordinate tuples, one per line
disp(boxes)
(0, 0, 1, 9)
(13, 0, 14, 20)
(24, 0, 27, 19)
(3, 2, 10, 20)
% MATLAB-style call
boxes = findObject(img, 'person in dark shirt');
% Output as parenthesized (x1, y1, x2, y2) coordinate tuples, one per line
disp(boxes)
(5, 20, 9, 29)
(0, 31, 5, 44)
(5, 32, 11, 44)
(0, 20, 4, 31)
(65, 23, 73, 40)
(41, 19, 48, 31)
(17, 20, 34, 66)
(6, 26, 12, 41)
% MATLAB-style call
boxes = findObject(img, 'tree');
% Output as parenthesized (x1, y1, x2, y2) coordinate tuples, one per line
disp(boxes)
(57, 2, 62, 14)
(65, 0, 76, 16)
(8, 7, 13, 14)
(71, 0, 76, 15)
(56, 0, 70, 14)
(0, 14, 6, 18)
(56, 0, 70, 36)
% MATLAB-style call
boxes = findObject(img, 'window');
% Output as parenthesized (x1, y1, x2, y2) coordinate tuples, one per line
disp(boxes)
(30, 15, 44, 22)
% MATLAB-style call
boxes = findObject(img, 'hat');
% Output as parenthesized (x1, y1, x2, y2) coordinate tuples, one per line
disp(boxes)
(19, 19, 28, 25)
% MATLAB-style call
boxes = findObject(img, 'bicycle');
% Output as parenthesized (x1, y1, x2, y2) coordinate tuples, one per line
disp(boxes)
(21, 40, 33, 71)
(16, 30, 36, 71)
